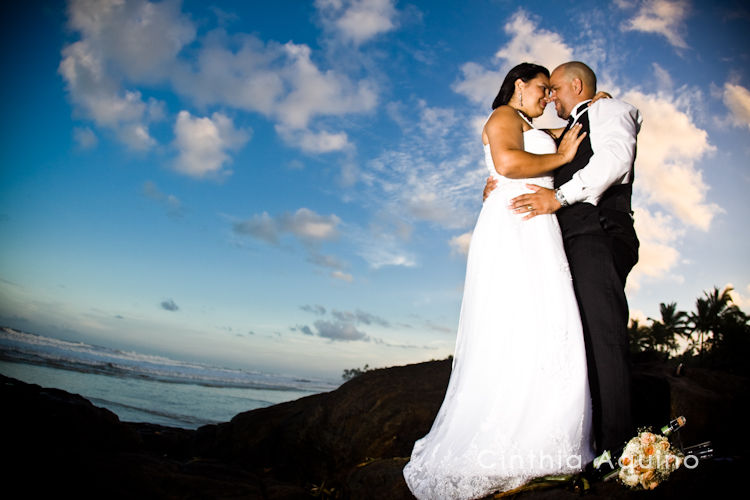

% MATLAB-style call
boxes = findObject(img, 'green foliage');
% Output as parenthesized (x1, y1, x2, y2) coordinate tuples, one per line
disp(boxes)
(629, 286, 750, 375)
(342, 355, 453, 381)
(342, 364, 370, 381)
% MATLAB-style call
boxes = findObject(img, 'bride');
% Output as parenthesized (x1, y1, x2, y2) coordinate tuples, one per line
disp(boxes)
(402, 63, 597, 499)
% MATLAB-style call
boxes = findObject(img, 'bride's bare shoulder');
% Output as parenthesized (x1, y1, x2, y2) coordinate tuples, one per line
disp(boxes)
(485, 106, 522, 130)
(488, 105, 519, 120)
(483, 106, 525, 144)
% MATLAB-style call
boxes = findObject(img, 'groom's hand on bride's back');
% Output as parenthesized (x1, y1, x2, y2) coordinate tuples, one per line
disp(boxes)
(482, 177, 498, 202)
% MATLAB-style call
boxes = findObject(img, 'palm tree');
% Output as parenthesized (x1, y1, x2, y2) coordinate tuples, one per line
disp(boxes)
(628, 318, 654, 354)
(711, 306, 750, 372)
(648, 302, 689, 355)
(689, 286, 735, 358)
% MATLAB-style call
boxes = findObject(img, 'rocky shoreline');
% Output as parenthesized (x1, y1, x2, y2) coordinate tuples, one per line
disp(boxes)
(2, 357, 747, 499)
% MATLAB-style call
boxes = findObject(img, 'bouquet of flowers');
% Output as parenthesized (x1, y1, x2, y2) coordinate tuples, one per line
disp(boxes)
(494, 417, 702, 497)
(617, 429, 684, 490)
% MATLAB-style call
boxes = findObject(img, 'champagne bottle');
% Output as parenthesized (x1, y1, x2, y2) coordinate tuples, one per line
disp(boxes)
(660, 416, 686, 436)
(683, 441, 713, 461)
(584, 416, 687, 481)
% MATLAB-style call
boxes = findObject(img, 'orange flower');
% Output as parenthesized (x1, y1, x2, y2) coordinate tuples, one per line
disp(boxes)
(639, 468, 656, 489)
(646, 479, 659, 490)
(645, 444, 655, 456)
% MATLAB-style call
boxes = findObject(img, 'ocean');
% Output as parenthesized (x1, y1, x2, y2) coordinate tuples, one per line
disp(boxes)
(0, 327, 339, 429)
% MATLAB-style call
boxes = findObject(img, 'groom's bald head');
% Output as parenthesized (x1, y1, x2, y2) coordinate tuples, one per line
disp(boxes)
(554, 62, 597, 95)
(549, 61, 597, 118)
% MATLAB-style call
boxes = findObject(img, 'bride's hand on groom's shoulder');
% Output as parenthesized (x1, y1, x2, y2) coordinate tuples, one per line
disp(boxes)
(589, 91, 613, 105)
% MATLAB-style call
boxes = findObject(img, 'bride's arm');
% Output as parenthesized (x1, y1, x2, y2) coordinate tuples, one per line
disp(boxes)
(485, 107, 585, 179)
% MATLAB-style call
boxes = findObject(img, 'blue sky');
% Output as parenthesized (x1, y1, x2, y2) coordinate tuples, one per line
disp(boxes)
(1, 0, 749, 380)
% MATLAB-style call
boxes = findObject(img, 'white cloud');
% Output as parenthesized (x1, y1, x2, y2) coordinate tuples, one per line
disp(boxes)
(170, 34, 378, 134)
(452, 63, 504, 107)
(628, 208, 683, 290)
(73, 126, 97, 149)
(119, 122, 158, 150)
(275, 41, 378, 129)
(628, 308, 652, 326)
(453, 9, 574, 106)
(355, 92, 488, 272)
(300, 304, 327, 315)
(621, 0, 690, 49)
(727, 283, 750, 311)
(494, 10, 575, 70)
(624, 89, 720, 230)
(276, 126, 351, 153)
(362, 141, 484, 231)
(233, 208, 348, 276)
(173, 35, 375, 151)
(60, 0, 194, 150)
(142, 181, 183, 217)
(313, 319, 368, 341)
(315, 0, 398, 45)
(621, 87, 722, 290)
(282, 208, 341, 243)
(652, 63, 674, 92)
(418, 101, 458, 139)
(332, 309, 390, 327)
(331, 270, 354, 282)
(722, 82, 750, 130)
(234, 208, 341, 246)
(67, 0, 195, 82)
(234, 212, 279, 245)
(170, 31, 286, 116)
(173, 111, 250, 178)
(160, 298, 179, 311)
(295, 307, 396, 342)
(337, 161, 360, 187)
(308, 252, 347, 270)
(61, 0, 378, 161)
(449, 231, 472, 256)
(356, 230, 417, 269)
(59, 40, 159, 150)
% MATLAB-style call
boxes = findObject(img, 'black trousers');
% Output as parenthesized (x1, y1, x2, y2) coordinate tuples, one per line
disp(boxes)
(560, 205, 638, 454)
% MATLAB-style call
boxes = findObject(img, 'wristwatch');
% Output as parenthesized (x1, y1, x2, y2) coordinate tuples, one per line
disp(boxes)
(554, 188, 569, 207)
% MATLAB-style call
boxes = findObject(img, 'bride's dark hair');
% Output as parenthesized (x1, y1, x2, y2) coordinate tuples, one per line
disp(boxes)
(491, 62, 550, 109)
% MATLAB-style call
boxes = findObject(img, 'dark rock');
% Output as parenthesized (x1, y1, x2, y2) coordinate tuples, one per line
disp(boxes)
(193, 359, 451, 488)
(0, 374, 140, 454)
(1, 356, 747, 499)
(130, 421, 195, 459)
(344, 458, 414, 500)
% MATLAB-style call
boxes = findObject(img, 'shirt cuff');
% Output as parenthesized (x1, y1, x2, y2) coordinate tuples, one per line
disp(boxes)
(558, 177, 587, 205)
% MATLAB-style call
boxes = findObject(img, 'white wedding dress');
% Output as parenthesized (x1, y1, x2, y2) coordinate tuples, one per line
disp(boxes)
(403, 113, 595, 499)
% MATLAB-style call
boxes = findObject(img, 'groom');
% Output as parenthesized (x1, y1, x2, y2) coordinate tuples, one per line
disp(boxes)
(485, 61, 642, 455)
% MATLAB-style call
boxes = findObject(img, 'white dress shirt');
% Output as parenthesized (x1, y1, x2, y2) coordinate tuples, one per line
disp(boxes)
(557, 98, 643, 206)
